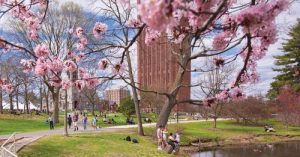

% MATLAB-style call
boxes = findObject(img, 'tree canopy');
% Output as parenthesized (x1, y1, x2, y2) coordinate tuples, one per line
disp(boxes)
(118, 96, 135, 119)
(268, 19, 300, 99)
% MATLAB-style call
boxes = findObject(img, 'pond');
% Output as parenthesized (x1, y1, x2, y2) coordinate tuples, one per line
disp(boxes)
(191, 141, 300, 157)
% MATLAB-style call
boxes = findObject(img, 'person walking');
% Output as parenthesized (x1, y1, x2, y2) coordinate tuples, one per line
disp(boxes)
(67, 115, 72, 129)
(73, 113, 79, 131)
(48, 114, 54, 130)
(156, 125, 163, 150)
(92, 116, 98, 130)
(82, 115, 88, 130)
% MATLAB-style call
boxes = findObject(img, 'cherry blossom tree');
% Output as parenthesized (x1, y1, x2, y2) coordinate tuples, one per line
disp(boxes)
(116, 0, 292, 128)
(277, 85, 300, 129)
(0, 0, 294, 133)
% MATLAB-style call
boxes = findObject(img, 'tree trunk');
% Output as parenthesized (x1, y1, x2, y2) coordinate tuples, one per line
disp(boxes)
(40, 85, 43, 112)
(156, 98, 176, 128)
(213, 118, 217, 128)
(45, 89, 49, 115)
(126, 50, 144, 136)
(52, 91, 60, 123)
(16, 88, 19, 111)
(64, 90, 68, 136)
(0, 88, 3, 114)
(25, 84, 29, 114)
(92, 103, 95, 116)
(9, 94, 14, 113)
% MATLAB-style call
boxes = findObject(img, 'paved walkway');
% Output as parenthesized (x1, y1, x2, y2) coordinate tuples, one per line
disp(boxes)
(0, 119, 226, 152)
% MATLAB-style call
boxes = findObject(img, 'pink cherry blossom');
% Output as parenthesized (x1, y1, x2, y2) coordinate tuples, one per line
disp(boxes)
(138, 0, 177, 31)
(98, 59, 108, 70)
(0, 0, 7, 6)
(230, 87, 243, 99)
(28, 30, 39, 40)
(213, 57, 225, 67)
(34, 44, 49, 57)
(48, 57, 63, 72)
(145, 28, 161, 46)
(49, 76, 61, 87)
(75, 53, 85, 62)
(93, 22, 107, 39)
(112, 63, 124, 75)
(35, 57, 48, 75)
(2, 84, 13, 93)
(74, 80, 85, 91)
(85, 78, 100, 89)
(76, 27, 84, 38)
(126, 19, 143, 28)
(77, 37, 88, 50)
(78, 68, 87, 78)
(216, 90, 229, 101)
(67, 51, 76, 58)
(203, 97, 215, 107)
(64, 60, 77, 72)
(212, 32, 231, 50)
(20, 59, 36, 73)
(24, 17, 40, 30)
(62, 79, 72, 90)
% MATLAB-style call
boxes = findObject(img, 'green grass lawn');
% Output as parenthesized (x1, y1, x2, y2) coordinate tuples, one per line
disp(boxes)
(143, 120, 300, 145)
(0, 114, 63, 135)
(18, 131, 179, 157)
(18, 119, 300, 157)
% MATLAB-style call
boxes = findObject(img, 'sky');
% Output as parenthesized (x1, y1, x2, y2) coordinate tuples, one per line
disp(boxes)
(2, 0, 300, 97)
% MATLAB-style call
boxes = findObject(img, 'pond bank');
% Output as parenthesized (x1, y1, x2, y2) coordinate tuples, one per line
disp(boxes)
(180, 134, 300, 154)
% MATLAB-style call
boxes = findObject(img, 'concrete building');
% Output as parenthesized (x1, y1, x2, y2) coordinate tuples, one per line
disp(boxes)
(105, 88, 131, 106)
(137, 31, 191, 112)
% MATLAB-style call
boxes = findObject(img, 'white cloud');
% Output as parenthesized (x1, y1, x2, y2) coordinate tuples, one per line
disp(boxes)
(247, 1, 300, 95)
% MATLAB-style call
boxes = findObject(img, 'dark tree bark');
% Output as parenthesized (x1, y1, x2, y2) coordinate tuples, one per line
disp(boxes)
(0, 89, 3, 114)
(45, 88, 49, 115)
(39, 83, 43, 112)
(52, 90, 60, 123)
(16, 88, 19, 111)
(24, 84, 29, 114)
(64, 89, 68, 136)
(126, 50, 144, 136)
(9, 93, 14, 113)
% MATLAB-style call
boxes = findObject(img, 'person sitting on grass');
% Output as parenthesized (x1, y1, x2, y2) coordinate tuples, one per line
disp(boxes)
(168, 133, 177, 152)
(264, 125, 276, 132)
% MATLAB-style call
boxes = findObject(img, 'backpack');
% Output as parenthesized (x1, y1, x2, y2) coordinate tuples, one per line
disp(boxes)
(125, 136, 131, 141)
(132, 138, 138, 143)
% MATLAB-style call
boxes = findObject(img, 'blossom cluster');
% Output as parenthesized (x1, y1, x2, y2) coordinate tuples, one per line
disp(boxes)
(203, 87, 243, 106)
(0, 79, 13, 93)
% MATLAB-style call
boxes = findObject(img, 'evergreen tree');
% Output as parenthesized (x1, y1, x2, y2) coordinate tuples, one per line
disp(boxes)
(268, 19, 300, 99)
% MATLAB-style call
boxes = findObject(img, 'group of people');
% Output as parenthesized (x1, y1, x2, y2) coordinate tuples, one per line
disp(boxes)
(156, 125, 180, 153)
(66, 112, 99, 131)
(47, 114, 95, 131)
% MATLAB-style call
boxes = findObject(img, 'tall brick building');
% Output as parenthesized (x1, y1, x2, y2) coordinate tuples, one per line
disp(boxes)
(105, 88, 131, 106)
(137, 32, 191, 112)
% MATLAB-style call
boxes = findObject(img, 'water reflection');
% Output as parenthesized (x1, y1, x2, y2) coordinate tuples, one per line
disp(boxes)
(191, 141, 300, 157)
